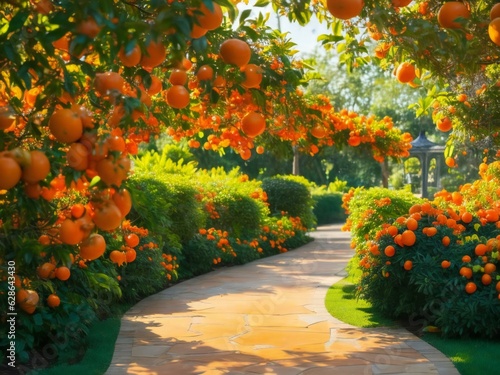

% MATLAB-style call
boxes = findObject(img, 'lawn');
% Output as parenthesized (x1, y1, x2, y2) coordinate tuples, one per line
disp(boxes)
(325, 271, 500, 375)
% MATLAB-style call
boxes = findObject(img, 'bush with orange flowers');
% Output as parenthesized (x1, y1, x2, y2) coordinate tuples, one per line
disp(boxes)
(344, 162, 500, 337)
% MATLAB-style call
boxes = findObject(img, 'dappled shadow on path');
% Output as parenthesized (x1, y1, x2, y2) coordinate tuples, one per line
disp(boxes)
(105, 224, 458, 375)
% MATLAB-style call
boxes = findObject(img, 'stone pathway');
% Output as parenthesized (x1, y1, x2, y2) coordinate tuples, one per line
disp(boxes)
(106, 224, 459, 375)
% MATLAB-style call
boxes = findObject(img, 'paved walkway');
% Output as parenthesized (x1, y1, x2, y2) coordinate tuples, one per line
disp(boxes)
(106, 224, 459, 375)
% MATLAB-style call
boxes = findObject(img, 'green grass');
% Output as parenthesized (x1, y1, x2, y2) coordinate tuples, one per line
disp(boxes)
(325, 276, 395, 328)
(423, 334, 500, 375)
(325, 269, 500, 375)
(32, 303, 132, 375)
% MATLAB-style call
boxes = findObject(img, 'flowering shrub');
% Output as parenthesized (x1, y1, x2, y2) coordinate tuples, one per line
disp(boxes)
(346, 162, 500, 337)
(262, 175, 316, 230)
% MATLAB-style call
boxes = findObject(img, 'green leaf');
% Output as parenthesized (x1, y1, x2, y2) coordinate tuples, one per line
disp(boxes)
(254, 0, 270, 6)
(33, 313, 43, 326)
(89, 176, 101, 187)
(239, 9, 252, 25)
(8, 10, 29, 33)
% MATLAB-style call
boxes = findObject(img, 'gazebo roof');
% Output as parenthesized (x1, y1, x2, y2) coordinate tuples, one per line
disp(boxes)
(410, 131, 445, 155)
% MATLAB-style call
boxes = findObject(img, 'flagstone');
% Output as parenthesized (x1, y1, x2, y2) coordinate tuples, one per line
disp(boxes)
(105, 224, 459, 375)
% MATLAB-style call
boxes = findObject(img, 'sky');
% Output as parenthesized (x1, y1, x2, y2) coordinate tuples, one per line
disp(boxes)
(235, 4, 330, 56)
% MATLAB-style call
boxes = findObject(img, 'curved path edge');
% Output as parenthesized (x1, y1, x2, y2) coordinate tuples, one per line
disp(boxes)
(106, 224, 459, 375)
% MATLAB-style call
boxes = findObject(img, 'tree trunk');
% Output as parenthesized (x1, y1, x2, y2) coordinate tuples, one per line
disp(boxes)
(292, 146, 300, 175)
(381, 160, 389, 188)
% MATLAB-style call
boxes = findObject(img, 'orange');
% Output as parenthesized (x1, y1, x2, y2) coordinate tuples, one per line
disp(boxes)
(462, 255, 471, 263)
(0, 154, 22, 190)
(22, 150, 50, 183)
(125, 248, 137, 263)
(125, 233, 140, 247)
(481, 273, 493, 285)
(438, 1, 470, 29)
(66, 142, 89, 171)
(408, 204, 421, 214)
(387, 225, 398, 237)
(241, 111, 266, 138)
(219, 39, 251, 67)
(196, 65, 214, 81)
(190, 23, 207, 39)
(484, 263, 497, 274)
(169, 69, 188, 85)
(59, 219, 85, 245)
(396, 62, 416, 83)
(241, 64, 263, 88)
(118, 44, 141, 67)
(403, 260, 413, 270)
(49, 108, 83, 143)
(406, 217, 418, 231)
(485, 208, 499, 222)
(326, 0, 363, 20)
(465, 281, 477, 294)
(140, 39, 166, 69)
(80, 233, 106, 260)
(239, 148, 252, 160)
(436, 117, 452, 132)
(94, 72, 125, 96)
(47, 294, 61, 308)
(195, 2, 223, 30)
(311, 124, 327, 139)
(106, 135, 126, 153)
(24, 183, 42, 199)
(491, 3, 500, 20)
(424, 227, 438, 236)
(401, 230, 416, 246)
(445, 157, 455, 168)
(461, 211, 473, 223)
(76, 17, 101, 38)
(95, 156, 130, 186)
(18, 289, 39, 314)
(489, 18, 500, 46)
(55, 266, 71, 281)
(384, 245, 396, 257)
(475, 243, 488, 256)
(442, 236, 451, 246)
(71, 203, 86, 219)
(166, 85, 190, 109)
(109, 250, 127, 266)
(71, 104, 94, 129)
(441, 260, 451, 269)
(112, 188, 132, 218)
(145, 75, 162, 95)
(34, 0, 53, 14)
(460, 266, 473, 279)
(37, 262, 56, 279)
(93, 202, 123, 231)
(0, 107, 15, 130)
(256, 145, 265, 154)
(392, 0, 412, 6)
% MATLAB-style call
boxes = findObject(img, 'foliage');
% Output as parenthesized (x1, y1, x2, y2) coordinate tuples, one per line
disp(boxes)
(346, 162, 500, 337)
(312, 190, 346, 225)
(262, 174, 317, 229)
(129, 168, 206, 247)
(196, 168, 269, 238)
(342, 186, 421, 250)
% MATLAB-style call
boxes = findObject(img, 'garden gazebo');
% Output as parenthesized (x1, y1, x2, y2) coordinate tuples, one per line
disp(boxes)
(408, 131, 445, 198)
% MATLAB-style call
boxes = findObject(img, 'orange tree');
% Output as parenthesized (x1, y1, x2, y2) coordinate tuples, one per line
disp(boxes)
(276, 0, 500, 164)
(0, 0, 412, 365)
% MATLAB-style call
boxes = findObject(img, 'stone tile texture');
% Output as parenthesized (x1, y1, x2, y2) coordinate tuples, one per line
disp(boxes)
(106, 224, 459, 375)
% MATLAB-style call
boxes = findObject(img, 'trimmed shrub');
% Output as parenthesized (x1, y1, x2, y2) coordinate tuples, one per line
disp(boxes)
(348, 165, 500, 337)
(127, 173, 205, 248)
(312, 192, 346, 225)
(262, 175, 316, 230)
